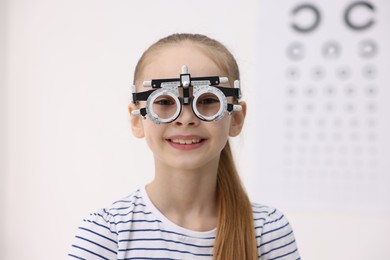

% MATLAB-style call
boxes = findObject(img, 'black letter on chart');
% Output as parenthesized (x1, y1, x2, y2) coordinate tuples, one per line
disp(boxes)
(291, 4, 321, 33)
(344, 1, 375, 31)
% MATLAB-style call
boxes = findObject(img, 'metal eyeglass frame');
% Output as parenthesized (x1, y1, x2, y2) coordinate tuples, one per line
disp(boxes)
(130, 65, 242, 124)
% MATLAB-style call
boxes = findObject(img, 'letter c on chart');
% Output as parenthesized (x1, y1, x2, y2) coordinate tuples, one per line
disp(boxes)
(344, 1, 375, 31)
(291, 3, 321, 33)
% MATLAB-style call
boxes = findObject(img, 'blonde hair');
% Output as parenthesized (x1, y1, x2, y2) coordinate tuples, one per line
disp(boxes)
(133, 33, 258, 260)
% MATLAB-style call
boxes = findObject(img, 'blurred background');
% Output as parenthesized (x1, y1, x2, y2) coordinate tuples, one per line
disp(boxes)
(1, 0, 389, 259)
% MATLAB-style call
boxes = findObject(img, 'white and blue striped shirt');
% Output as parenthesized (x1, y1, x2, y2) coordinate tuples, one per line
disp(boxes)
(69, 187, 300, 259)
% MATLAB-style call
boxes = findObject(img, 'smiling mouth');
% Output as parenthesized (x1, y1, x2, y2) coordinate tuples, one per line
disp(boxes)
(169, 139, 203, 145)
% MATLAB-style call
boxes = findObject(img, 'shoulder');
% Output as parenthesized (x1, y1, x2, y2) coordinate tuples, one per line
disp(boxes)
(251, 203, 289, 229)
(251, 203, 300, 260)
(68, 189, 145, 259)
(85, 189, 146, 226)
(252, 203, 293, 241)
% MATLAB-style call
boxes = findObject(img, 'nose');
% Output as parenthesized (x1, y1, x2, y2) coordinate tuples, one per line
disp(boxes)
(173, 104, 199, 127)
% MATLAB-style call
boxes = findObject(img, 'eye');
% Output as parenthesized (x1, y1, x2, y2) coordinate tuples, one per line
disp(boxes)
(154, 98, 175, 106)
(198, 96, 220, 105)
(155, 99, 174, 105)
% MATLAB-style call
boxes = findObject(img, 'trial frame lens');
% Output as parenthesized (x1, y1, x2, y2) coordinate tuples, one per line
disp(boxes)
(192, 86, 227, 122)
(146, 87, 181, 124)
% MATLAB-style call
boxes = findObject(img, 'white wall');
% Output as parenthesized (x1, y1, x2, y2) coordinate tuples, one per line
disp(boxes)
(0, 0, 7, 257)
(2, 0, 389, 260)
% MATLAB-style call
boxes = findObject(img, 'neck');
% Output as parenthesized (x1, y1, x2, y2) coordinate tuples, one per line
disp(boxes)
(146, 160, 219, 231)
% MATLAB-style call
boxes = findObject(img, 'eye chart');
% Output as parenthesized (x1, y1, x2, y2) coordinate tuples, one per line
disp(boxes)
(248, 0, 390, 212)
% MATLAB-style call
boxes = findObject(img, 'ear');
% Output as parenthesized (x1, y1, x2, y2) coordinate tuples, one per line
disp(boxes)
(128, 103, 145, 138)
(229, 101, 247, 137)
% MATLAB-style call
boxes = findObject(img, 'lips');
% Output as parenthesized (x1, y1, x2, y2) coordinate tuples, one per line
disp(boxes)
(166, 135, 206, 150)
(170, 139, 201, 145)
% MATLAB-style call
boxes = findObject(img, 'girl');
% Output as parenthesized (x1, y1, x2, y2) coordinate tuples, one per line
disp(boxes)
(69, 33, 300, 260)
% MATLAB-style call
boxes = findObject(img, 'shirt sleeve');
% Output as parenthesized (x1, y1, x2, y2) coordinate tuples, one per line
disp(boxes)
(258, 208, 300, 260)
(68, 208, 118, 260)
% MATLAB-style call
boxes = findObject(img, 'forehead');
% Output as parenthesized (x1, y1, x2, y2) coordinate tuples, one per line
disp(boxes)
(141, 44, 223, 81)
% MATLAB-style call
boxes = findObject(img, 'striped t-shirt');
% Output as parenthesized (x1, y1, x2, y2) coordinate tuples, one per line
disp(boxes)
(69, 187, 300, 259)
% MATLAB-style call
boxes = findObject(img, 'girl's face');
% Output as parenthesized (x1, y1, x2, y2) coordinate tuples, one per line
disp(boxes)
(129, 43, 246, 172)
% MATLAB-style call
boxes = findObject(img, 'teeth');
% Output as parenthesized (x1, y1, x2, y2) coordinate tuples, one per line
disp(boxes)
(171, 139, 201, 144)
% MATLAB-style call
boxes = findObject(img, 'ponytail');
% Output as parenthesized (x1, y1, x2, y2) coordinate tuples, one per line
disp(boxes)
(214, 141, 258, 260)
